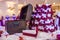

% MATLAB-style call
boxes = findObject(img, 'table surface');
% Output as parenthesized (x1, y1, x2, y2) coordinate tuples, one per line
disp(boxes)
(0, 26, 57, 40)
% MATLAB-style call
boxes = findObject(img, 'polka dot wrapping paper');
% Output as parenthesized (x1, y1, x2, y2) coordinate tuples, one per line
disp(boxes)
(29, 4, 57, 32)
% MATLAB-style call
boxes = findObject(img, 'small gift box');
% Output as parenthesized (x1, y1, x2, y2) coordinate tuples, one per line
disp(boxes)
(23, 30, 37, 37)
(23, 27, 38, 37)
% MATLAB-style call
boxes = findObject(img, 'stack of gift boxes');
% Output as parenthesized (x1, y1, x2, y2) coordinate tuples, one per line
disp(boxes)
(30, 4, 57, 32)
